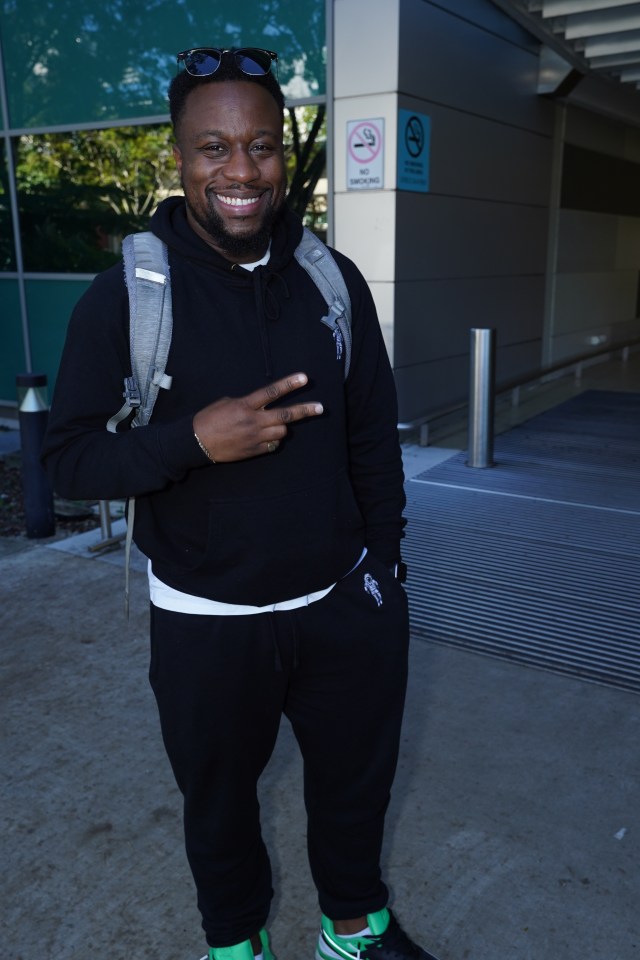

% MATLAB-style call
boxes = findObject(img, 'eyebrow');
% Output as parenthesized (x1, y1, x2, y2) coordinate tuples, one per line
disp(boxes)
(191, 127, 280, 141)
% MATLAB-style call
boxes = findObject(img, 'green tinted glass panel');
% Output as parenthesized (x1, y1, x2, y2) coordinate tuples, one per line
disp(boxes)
(0, 143, 16, 270)
(26, 279, 92, 391)
(0, 280, 25, 399)
(1, 0, 326, 129)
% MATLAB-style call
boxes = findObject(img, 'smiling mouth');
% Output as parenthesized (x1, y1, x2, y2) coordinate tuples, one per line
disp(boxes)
(216, 194, 261, 208)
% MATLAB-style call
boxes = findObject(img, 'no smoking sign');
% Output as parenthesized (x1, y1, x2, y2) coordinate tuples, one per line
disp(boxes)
(397, 109, 430, 193)
(347, 118, 384, 191)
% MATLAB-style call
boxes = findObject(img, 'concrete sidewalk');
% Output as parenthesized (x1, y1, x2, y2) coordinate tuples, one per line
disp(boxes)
(1, 438, 639, 959)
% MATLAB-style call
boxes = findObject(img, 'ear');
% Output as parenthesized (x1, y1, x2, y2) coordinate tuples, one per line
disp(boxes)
(172, 143, 183, 174)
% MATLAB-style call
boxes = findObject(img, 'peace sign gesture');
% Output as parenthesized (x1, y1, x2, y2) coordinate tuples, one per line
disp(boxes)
(192, 372, 323, 462)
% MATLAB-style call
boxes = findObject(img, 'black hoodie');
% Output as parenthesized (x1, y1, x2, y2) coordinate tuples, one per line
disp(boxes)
(42, 198, 405, 605)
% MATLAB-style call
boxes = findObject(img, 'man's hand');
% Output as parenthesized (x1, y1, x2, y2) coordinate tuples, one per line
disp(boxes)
(192, 372, 323, 462)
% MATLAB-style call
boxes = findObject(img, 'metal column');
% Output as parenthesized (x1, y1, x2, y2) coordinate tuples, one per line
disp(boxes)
(467, 328, 496, 469)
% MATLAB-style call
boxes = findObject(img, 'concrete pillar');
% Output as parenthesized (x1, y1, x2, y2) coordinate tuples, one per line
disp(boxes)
(332, 0, 400, 361)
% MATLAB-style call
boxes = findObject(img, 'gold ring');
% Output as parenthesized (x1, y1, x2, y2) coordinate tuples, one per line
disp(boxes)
(266, 441, 278, 454)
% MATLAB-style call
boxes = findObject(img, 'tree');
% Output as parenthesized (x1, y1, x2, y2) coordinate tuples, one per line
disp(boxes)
(15, 124, 180, 271)
(285, 104, 326, 238)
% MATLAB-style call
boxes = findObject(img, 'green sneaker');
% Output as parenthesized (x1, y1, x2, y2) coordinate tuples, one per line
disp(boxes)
(202, 928, 275, 960)
(315, 908, 439, 960)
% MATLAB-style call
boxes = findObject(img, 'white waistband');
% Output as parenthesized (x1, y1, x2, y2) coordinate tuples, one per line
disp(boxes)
(148, 562, 334, 615)
(147, 547, 367, 617)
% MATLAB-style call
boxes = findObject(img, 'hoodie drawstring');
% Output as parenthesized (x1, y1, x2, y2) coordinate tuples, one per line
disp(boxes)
(252, 268, 290, 379)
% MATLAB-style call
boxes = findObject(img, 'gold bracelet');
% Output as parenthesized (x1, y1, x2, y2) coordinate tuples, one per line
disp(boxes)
(194, 431, 216, 463)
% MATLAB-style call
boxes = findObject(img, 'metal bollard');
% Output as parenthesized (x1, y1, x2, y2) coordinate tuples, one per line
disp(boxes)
(16, 373, 56, 537)
(99, 500, 113, 541)
(466, 328, 495, 469)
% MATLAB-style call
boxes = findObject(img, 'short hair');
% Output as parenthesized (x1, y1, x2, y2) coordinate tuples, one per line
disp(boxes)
(169, 52, 286, 134)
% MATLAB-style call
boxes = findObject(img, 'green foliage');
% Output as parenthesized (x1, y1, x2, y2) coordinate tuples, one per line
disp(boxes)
(15, 124, 180, 271)
(0, 151, 15, 270)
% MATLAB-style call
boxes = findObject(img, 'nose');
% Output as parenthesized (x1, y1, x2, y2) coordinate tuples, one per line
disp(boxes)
(224, 146, 259, 183)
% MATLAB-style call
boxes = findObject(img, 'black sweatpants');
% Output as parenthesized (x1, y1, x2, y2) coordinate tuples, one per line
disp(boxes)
(149, 553, 410, 948)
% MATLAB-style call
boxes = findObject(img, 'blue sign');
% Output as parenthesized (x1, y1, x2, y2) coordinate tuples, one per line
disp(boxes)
(397, 110, 430, 193)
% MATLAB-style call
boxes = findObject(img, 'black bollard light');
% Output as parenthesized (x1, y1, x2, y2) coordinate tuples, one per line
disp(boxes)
(16, 373, 56, 538)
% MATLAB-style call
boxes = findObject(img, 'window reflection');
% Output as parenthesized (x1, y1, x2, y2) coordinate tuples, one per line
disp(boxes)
(285, 104, 327, 242)
(0, 144, 16, 271)
(16, 124, 180, 273)
(1, 0, 325, 128)
(14, 111, 327, 273)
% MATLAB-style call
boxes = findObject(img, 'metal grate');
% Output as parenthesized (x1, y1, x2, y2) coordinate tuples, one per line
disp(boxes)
(404, 390, 640, 693)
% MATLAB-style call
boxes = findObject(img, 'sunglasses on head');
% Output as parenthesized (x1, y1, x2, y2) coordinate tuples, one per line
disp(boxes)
(176, 47, 278, 79)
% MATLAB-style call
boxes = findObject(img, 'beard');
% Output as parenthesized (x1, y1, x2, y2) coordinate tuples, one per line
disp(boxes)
(185, 183, 284, 260)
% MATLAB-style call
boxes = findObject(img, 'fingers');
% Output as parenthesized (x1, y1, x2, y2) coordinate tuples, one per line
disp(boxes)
(245, 372, 323, 427)
(246, 372, 311, 411)
(273, 400, 324, 423)
(192, 373, 323, 464)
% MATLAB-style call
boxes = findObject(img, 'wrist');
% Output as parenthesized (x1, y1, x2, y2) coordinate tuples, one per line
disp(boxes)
(193, 431, 216, 463)
(390, 560, 407, 583)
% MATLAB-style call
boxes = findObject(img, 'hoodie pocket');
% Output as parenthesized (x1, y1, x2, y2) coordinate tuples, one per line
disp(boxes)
(185, 469, 365, 604)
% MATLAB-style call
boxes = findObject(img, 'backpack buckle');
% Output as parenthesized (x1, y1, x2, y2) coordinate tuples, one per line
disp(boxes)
(123, 376, 141, 408)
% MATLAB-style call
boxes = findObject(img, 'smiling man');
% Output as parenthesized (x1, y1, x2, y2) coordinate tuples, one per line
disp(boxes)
(173, 77, 287, 260)
(42, 47, 439, 960)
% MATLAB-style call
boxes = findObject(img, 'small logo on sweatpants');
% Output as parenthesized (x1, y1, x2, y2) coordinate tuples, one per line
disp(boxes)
(364, 572, 383, 607)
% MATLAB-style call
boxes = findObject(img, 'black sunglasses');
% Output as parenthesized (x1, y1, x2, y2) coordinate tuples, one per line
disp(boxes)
(176, 47, 278, 79)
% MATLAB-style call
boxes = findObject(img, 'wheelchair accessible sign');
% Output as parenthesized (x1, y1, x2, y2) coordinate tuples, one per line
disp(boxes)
(347, 118, 384, 190)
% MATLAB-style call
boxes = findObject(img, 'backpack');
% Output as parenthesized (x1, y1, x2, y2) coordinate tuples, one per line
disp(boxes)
(106, 226, 352, 433)
(105, 227, 353, 613)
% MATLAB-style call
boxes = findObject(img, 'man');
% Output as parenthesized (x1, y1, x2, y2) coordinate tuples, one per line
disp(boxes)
(43, 47, 438, 960)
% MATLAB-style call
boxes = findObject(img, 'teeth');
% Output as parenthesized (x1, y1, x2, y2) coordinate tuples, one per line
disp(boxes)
(216, 195, 258, 207)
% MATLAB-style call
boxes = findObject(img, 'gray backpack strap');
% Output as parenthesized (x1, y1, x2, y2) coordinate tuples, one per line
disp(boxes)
(294, 226, 353, 379)
(107, 231, 173, 433)
(106, 231, 173, 616)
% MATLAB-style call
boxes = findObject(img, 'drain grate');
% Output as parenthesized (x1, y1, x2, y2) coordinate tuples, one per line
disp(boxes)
(404, 390, 640, 693)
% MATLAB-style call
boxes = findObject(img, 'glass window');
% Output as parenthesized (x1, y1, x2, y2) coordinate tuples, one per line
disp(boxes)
(15, 108, 327, 272)
(16, 124, 180, 272)
(26, 279, 92, 389)
(0, 142, 16, 271)
(1, 0, 326, 129)
(0, 279, 24, 397)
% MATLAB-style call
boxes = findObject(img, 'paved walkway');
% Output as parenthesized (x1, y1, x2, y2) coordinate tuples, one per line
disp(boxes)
(1, 404, 639, 959)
